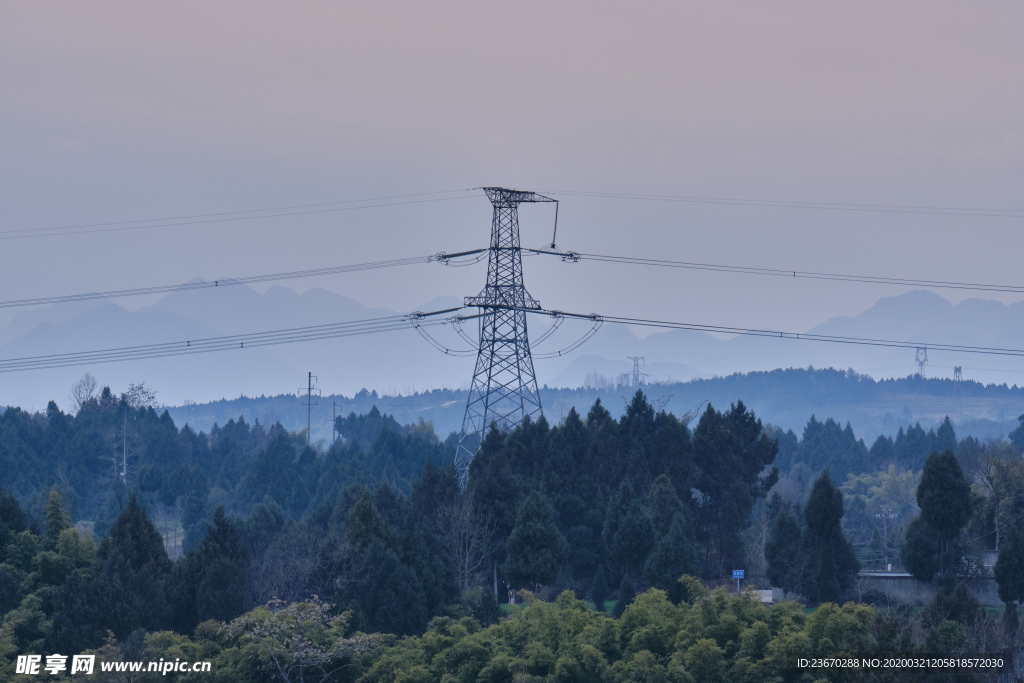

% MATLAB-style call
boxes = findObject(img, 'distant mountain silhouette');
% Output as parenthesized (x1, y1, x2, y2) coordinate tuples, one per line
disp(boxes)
(1, 287, 1022, 412)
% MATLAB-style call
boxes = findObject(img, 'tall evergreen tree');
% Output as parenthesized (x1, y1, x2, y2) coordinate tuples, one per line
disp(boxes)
(919, 450, 972, 541)
(903, 516, 941, 583)
(169, 507, 250, 633)
(643, 517, 698, 602)
(612, 577, 635, 618)
(52, 495, 171, 651)
(915, 450, 972, 579)
(94, 495, 171, 636)
(503, 491, 569, 589)
(590, 566, 609, 611)
(467, 425, 520, 592)
(691, 402, 779, 577)
(603, 480, 656, 579)
(645, 474, 686, 536)
(995, 524, 1024, 636)
(1009, 414, 1024, 454)
(43, 491, 72, 550)
(0, 482, 28, 565)
(348, 491, 389, 548)
(765, 502, 802, 598)
(803, 472, 858, 603)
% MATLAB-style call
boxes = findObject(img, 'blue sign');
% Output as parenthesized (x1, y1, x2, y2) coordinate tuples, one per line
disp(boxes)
(732, 570, 744, 578)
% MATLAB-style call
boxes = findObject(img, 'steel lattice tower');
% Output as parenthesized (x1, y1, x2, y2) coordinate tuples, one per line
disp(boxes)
(953, 366, 964, 422)
(455, 187, 556, 485)
(915, 347, 928, 378)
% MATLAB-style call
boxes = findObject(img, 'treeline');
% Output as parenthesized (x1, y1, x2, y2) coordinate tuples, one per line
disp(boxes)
(762, 414, 1024, 576)
(6, 380, 1024, 678)
(167, 366, 1024, 442)
(0, 391, 781, 651)
(0, 390, 451, 548)
(8, 575, 1017, 682)
(771, 414, 957, 483)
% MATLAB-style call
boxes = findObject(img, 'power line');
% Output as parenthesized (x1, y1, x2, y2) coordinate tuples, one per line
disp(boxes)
(0, 192, 480, 241)
(19, 184, 1022, 243)
(537, 188, 1024, 219)
(967, 510, 1024, 543)
(0, 255, 440, 310)
(7, 244, 1020, 313)
(526, 249, 1024, 295)
(29, 189, 479, 233)
(12, 299, 1024, 377)
(0, 309, 462, 373)
(490, 305, 1024, 360)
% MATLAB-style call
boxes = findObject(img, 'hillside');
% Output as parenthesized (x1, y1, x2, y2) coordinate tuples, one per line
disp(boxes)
(164, 367, 1024, 445)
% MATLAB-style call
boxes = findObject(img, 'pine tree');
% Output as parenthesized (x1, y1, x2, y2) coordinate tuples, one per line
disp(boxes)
(54, 495, 171, 650)
(765, 502, 802, 597)
(903, 516, 941, 582)
(691, 402, 779, 577)
(503, 491, 569, 589)
(44, 491, 72, 550)
(604, 480, 656, 579)
(347, 491, 389, 547)
(645, 474, 685, 536)
(288, 479, 311, 517)
(0, 483, 28, 565)
(918, 450, 972, 541)
(916, 450, 972, 579)
(995, 525, 1024, 636)
(815, 541, 839, 604)
(802, 472, 858, 603)
(169, 507, 250, 633)
(590, 566, 609, 611)
(643, 517, 698, 602)
(612, 577, 635, 618)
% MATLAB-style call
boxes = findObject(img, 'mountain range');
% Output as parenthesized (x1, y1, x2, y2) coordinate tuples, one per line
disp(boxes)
(2, 285, 1023, 420)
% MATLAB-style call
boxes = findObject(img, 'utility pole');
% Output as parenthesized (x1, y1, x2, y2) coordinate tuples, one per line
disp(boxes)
(876, 507, 897, 570)
(122, 408, 128, 482)
(454, 188, 558, 488)
(299, 372, 320, 445)
(627, 356, 645, 388)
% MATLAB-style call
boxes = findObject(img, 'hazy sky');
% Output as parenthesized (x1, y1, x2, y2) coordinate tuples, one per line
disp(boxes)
(3, 1, 1024, 397)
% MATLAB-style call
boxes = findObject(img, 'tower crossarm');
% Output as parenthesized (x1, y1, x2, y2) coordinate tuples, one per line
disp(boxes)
(482, 187, 557, 205)
(464, 294, 542, 309)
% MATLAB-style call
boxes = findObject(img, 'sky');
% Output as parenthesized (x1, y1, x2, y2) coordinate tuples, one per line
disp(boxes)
(2, 1, 1024, 402)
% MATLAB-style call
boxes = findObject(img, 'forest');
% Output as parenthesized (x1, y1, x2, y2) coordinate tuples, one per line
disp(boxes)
(4, 381, 1024, 680)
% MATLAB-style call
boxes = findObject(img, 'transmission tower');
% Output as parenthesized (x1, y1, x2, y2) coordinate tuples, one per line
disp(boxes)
(915, 347, 928, 378)
(627, 356, 646, 388)
(953, 366, 964, 422)
(299, 372, 320, 445)
(325, 401, 339, 446)
(455, 187, 557, 486)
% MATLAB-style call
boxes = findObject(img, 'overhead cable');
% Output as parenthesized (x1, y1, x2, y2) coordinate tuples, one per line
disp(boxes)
(0, 308, 463, 373)
(2, 190, 480, 241)
(532, 317, 604, 359)
(0, 256, 439, 310)
(537, 189, 1024, 219)
(11, 245, 1021, 312)
(523, 249, 1024, 295)
(488, 305, 1024, 360)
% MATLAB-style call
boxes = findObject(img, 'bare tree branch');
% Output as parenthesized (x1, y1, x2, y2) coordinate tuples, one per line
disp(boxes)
(435, 493, 500, 594)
